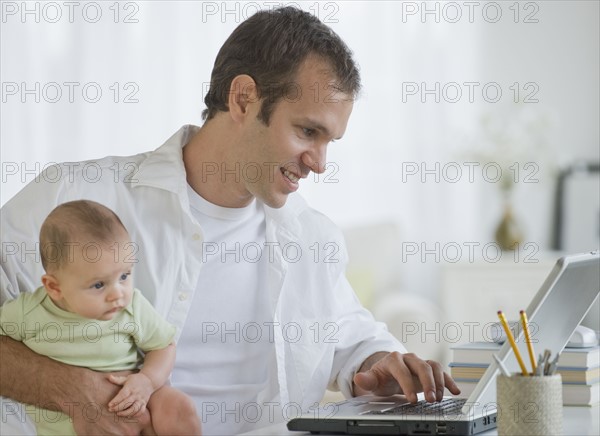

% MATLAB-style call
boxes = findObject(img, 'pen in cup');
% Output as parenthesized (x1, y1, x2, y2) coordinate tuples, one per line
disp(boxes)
(535, 353, 545, 376)
(535, 349, 552, 376)
(547, 352, 560, 376)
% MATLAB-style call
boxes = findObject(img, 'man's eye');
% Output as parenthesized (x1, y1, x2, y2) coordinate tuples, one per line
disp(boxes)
(92, 282, 104, 290)
(302, 128, 315, 137)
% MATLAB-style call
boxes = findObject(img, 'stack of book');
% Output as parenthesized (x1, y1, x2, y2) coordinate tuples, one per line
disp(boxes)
(450, 342, 600, 406)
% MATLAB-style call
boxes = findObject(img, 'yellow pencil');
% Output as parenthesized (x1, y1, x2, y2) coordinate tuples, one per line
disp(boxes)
(497, 310, 529, 376)
(520, 310, 537, 374)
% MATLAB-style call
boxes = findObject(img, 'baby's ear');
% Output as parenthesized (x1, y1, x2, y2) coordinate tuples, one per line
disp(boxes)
(41, 274, 62, 301)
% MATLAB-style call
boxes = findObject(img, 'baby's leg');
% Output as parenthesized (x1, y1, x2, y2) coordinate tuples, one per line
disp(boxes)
(145, 386, 201, 435)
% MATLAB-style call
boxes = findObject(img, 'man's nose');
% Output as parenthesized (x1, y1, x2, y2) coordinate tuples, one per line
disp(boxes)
(302, 143, 327, 174)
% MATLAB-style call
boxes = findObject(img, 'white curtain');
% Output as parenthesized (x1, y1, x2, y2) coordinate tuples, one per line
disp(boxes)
(2, 1, 598, 301)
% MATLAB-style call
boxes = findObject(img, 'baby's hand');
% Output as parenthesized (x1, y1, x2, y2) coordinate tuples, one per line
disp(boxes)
(107, 373, 155, 417)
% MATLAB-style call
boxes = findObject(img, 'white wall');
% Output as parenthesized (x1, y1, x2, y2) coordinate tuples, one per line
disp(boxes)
(2, 1, 598, 305)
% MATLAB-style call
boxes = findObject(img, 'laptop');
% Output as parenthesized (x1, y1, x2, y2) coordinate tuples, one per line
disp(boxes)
(287, 251, 600, 435)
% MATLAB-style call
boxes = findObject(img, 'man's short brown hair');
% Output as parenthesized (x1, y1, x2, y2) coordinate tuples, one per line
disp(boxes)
(202, 6, 361, 124)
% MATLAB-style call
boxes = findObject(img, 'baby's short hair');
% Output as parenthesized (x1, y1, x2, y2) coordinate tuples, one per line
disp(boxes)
(39, 200, 128, 272)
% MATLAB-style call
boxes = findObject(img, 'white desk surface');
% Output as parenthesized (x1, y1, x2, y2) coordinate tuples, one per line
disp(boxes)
(241, 405, 600, 435)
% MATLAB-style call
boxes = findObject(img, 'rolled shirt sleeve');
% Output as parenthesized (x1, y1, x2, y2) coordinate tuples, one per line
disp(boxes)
(329, 273, 407, 399)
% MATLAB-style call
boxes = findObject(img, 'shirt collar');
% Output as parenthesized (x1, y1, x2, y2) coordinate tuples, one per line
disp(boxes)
(264, 194, 306, 238)
(133, 124, 309, 238)
(133, 125, 199, 195)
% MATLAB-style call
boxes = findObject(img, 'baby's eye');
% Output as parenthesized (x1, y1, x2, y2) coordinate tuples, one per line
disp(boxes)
(120, 273, 130, 281)
(92, 282, 104, 290)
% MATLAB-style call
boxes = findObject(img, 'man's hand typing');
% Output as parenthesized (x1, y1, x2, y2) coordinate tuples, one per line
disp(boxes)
(353, 351, 461, 403)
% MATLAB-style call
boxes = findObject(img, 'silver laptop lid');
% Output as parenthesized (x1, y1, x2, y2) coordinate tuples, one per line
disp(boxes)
(463, 251, 600, 414)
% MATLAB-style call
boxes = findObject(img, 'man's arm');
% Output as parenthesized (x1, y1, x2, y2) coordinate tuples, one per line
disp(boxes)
(353, 351, 461, 403)
(0, 336, 149, 435)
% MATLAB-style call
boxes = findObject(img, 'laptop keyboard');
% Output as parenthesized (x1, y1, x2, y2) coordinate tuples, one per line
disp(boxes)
(365, 398, 467, 416)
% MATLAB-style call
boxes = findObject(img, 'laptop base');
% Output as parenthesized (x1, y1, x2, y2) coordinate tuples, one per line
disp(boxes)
(287, 413, 497, 435)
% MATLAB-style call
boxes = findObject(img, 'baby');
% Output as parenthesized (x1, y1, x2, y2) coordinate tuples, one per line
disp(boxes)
(0, 200, 201, 435)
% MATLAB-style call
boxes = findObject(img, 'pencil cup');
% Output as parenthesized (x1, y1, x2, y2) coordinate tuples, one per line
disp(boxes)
(496, 373, 562, 436)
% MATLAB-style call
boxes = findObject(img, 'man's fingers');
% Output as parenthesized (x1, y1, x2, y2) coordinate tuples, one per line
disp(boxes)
(398, 353, 431, 402)
(424, 359, 445, 402)
(353, 371, 379, 392)
(380, 351, 417, 403)
(405, 356, 461, 401)
(444, 372, 461, 395)
(354, 352, 462, 404)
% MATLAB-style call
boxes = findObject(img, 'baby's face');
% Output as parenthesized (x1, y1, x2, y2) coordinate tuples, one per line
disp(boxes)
(51, 232, 136, 320)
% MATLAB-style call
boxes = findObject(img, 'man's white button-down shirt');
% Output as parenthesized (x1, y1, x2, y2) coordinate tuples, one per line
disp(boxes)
(0, 125, 405, 434)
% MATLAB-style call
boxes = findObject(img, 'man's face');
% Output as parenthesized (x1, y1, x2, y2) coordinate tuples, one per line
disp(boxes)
(237, 56, 354, 208)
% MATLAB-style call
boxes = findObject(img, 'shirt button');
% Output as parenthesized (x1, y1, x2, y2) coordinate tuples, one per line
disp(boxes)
(192, 233, 201, 241)
(178, 292, 188, 301)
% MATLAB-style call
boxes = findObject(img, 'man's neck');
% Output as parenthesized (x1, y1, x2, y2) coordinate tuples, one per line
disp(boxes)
(183, 118, 254, 208)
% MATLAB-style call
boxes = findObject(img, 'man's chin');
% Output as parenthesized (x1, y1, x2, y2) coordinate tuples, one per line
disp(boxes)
(262, 193, 290, 209)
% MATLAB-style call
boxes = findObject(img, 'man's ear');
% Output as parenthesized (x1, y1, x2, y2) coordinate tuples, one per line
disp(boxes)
(228, 74, 259, 123)
(41, 274, 62, 301)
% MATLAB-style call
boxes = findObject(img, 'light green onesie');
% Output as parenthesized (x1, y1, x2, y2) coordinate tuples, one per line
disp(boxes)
(0, 287, 176, 435)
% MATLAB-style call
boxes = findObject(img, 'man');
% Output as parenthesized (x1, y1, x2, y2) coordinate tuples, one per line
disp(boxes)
(1, 7, 459, 435)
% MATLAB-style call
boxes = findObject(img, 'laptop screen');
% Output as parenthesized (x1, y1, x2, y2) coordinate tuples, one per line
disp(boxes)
(464, 251, 600, 413)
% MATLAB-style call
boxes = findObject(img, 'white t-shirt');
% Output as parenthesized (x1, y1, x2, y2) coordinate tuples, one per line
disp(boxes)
(172, 185, 279, 435)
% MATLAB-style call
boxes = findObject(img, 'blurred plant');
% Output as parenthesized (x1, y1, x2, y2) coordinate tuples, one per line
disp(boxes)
(466, 104, 557, 195)
(462, 105, 557, 250)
